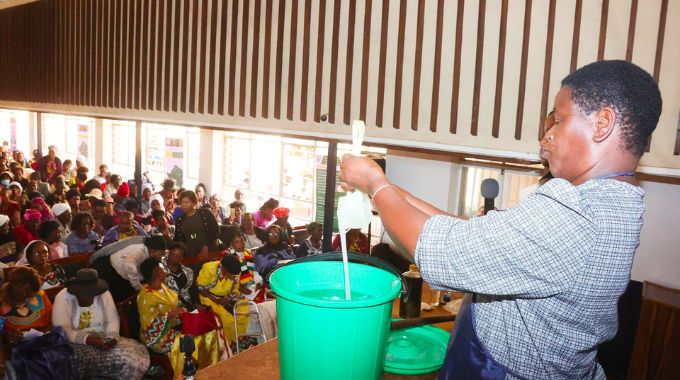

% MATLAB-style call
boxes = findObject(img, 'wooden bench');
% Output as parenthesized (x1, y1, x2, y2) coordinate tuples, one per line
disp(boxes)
(2, 252, 94, 280)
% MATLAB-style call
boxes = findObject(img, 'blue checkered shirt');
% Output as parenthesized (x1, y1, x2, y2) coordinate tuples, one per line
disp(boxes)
(415, 178, 645, 379)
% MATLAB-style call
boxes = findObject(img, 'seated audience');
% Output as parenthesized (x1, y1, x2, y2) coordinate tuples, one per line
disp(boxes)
(0, 214, 16, 261)
(9, 162, 29, 190)
(158, 178, 177, 204)
(61, 159, 75, 182)
(66, 188, 81, 214)
(225, 200, 245, 225)
(232, 189, 246, 212)
(38, 220, 69, 260)
(28, 171, 51, 198)
(23, 240, 70, 289)
(64, 212, 100, 254)
(52, 202, 72, 238)
(92, 198, 115, 236)
(101, 211, 147, 247)
(92, 164, 108, 184)
(149, 209, 173, 244)
(174, 190, 219, 259)
(36, 145, 62, 184)
(139, 184, 153, 215)
(14, 209, 42, 251)
(45, 175, 68, 205)
(113, 182, 131, 213)
(103, 174, 122, 198)
(254, 224, 295, 279)
(160, 242, 196, 310)
(296, 222, 323, 258)
(241, 212, 266, 249)
(252, 198, 278, 229)
(197, 255, 251, 351)
(30, 196, 53, 222)
(91, 236, 167, 302)
(0, 267, 53, 339)
(208, 194, 228, 224)
(229, 234, 262, 301)
(271, 207, 295, 245)
(1, 184, 22, 227)
(52, 269, 150, 380)
(195, 183, 209, 208)
(137, 257, 220, 376)
(332, 228, 370, 254)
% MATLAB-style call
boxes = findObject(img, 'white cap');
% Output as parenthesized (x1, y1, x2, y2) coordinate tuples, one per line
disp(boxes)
(86, 188, 103, 199)
(8, 181, 22, 192)
(0, 214, 9, 227)
(52, 203, 71, 216)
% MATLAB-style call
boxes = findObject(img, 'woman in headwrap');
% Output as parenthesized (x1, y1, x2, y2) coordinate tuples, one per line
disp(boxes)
(22, 240, 70, 289)
(271, 207, 295, 245)
(13, 209, 42, 251)
(30, 197, 53, 223)
(52, 203, 72, 238)
(0, 214, 16, 261)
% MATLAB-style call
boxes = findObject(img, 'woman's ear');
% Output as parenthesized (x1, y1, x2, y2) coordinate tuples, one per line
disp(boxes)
(592, 107, 617, 143)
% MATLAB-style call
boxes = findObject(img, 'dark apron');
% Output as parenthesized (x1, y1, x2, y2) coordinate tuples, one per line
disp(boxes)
(438, 294, 508, 380)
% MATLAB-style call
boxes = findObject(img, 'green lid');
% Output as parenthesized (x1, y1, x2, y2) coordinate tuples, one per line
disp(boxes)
(383, 319, 451, 375)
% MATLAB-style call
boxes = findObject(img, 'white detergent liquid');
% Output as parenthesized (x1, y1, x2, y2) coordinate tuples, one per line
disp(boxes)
(336, 120, 374, 301)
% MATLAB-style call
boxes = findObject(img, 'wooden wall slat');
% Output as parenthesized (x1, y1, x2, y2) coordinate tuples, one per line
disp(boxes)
(491, 0, 509, 138)
(428, 0, 444, 133)
(180, 0, 190, 112)
(285, 0, 298, 121)
(327, 0, 341, 125)
(273, 0, 285, 119)
(410, 0, 425, 132)
(216, 0, 228, 115)
(470, 0, 487, 136)
(228, 0, 239, 116)
(248, 0, 260, 117)
(342, 0, 356, 126)
(514, 0, 532, 140)
(570, 0, 583, 72)
(188, 0, 199, 113)
(197, 0, 208, 113)
(299, 0, 312, 122)
(597, 0, 609, 61)
(358, 0, 372, 123)
(261, 0, 273, 118)
(312, 0, 327, 123)
(375, 0, 389, 128)
(450, 0, 465, 134)
(147, 0, 157, 110)
(237, 0, 248, 116)
(538, 0, 557, 141)
(391, 0, 407, 130)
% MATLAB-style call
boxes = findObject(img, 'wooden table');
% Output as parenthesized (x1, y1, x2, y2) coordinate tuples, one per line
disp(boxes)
(196, 283, 460, 379)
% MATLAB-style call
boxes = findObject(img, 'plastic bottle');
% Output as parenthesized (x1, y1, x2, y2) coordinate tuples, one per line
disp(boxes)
(399, 264, 423, 319)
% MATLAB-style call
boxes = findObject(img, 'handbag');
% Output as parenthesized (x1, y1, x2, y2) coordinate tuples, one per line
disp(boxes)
(180, 307, 218, 336)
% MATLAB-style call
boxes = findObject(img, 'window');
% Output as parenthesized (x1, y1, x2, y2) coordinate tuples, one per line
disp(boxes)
(141, 123, 201, 189)
(102, 119, 136, 180)
(41, 113, 95, 167)
(222, 132, 387, 231)
(458, 165, 541, 218)
(0, 109, 32, 155)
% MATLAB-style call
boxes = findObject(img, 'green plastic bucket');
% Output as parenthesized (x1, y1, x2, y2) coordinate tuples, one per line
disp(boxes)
(270, 257, 403, 380)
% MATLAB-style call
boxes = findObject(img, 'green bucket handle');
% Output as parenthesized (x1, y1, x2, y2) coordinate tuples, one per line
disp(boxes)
(269, 251, 411, 300)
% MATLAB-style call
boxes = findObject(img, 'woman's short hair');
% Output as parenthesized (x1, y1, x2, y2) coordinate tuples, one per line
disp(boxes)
(25, 240, 47, 265)
(140, 257, 161, 284)
(0, 266, 41, 305)
(70, 211, 95, 231)
(167, 241, 188, 253)
(38, 220, 61, 240)
(260, 198, 279, 211)
(179, 190, 198, 204)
